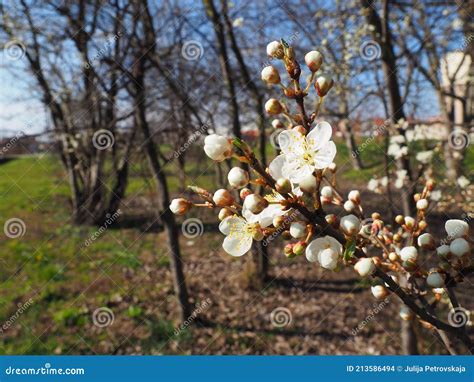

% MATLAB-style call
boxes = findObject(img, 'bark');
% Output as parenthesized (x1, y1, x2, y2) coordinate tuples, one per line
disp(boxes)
(338, 101, 363, 170)
(132, 57, 191, 322)
(203, 0, 242, 139)
(361, 0, 415, 216)
(361, 0, 417, 354)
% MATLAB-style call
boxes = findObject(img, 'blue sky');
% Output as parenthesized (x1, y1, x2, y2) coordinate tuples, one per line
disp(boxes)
(0, 53, 47, 137)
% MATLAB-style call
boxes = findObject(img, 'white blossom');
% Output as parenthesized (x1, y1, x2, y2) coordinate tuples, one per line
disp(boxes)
(268, 122, 336, 183)
(305, 236, 342, 270)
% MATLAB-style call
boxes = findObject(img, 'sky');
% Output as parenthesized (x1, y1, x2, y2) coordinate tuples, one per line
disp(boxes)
(0, 0, 463, 139)
(0, 53, 47, 138)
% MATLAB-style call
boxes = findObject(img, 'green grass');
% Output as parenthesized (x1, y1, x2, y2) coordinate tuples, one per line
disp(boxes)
(0, 154, 182, 354)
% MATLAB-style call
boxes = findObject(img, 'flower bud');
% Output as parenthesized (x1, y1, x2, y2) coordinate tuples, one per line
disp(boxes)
(266, 41, 284, 59)
(265, 98, 283, 115)
(436, 244, 450, 257)
(289, 221, 307, 239)
(228, 167, 249, 189)
(204, 134, 233, 162)
(273, 215, 285, 228)
(371, 285, 388, 299)
(389, 252, 398, 262)
(348, 190, 361, 204)
(354, 258, 375, 277)
(320, 186, 333, 199)
(213, 189, 235, 207)
(218, 208, 233, 221)
(450, 238, 470, 257)
(304, 50, 323, 72)
(169, 198, 192, 215)
(426, 272, 444, 288)
(315, 74, 334, 97)
(340, 214, 360, 235)
(328, 162, 337, 172)
(299, 174, 317, 193)
(292, 125, 307, 135)
(343, 200, 356, 212)
(371, 212, 381, 220)
(240, 188, 252, 200)
(293, 241, 306, 256)
(417, 233, 435, 249)
(445, 219, 469, 239)
(416, 198, 428, 210)
(272, 119, 284, 129)
(418, 220, 427, 231)
(243, 194, 268, 214)
(400, 306, 414, 321)
(284, 243, 295, 258)
(400, 246, 418, 262)
(404, 216, 415, 229)
(275, 178, 292, 194)
(426, 179, 435, 191)
(261, 65, 281, 84)
(325, 214, 338, 227)
(395, 215, 404, 225)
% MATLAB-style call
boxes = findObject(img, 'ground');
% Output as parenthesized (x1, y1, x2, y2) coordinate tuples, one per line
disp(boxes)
(0, 139, 472, 355)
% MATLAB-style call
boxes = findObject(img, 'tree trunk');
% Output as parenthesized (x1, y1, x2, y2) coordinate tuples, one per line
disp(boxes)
(132, 57, 191, 322)
(361, 0, 417, 354)
(340, 118, 363, 170)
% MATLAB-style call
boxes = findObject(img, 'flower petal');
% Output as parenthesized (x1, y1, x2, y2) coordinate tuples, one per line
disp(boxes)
(269, 154, 286, 180)
(285, 161, 313, 183)
(219, 216, 245, 235)
(307, 121, 332, 151)
(242, 205, 260, 224)
(222, 234, 253, 257)
(258, 204, 284, 227)
(313, 141, 337, 169)
(279, 129, 305, 156)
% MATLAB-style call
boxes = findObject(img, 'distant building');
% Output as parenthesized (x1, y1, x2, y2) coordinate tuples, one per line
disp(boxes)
(441, 51, 473, 128)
